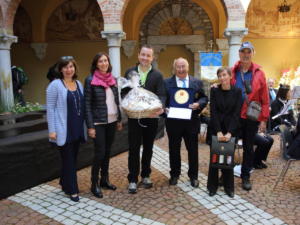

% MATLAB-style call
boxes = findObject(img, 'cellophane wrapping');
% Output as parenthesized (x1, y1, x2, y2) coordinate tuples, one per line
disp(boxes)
(119, 71, 162, 118)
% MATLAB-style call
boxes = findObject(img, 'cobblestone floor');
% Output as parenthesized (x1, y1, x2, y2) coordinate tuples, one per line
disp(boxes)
(1, 134, 300, 225)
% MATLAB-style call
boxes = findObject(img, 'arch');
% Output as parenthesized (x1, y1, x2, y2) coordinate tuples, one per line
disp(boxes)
(221, 0, 247, 27)
(13, 5, 32, 43)
(3, 0, 22, 34)
(139, 1, 214, 42)
(0, 5, 4, 29)
(122, 0, 227, 40)
(46, 0, 104, 41)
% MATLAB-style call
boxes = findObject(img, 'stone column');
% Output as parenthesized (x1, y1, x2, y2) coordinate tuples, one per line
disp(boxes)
(101, 31, 126, 77)
(185, 44, 205, 78)
(0, 34, 17, 111)
(224, 28, 248, 67)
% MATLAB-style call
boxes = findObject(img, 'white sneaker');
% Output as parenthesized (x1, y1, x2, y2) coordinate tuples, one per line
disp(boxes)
(141, 177, 153, 188)
(128, 182, 137, 194)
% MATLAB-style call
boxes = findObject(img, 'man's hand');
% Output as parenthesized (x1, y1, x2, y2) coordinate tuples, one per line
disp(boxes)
(189, 103, 199, 110)
(116, 122, 123, 131)
(149, 108, 164, 118)
(224, 132, 232, 142)
(259, 121, 267, 133)
(88, 128, 96, 138)
(217, 132, 226, 142)
(49, 132, 57, 140)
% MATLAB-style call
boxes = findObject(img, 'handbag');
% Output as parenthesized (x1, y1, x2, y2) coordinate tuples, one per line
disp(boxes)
(241, 71, 262, 121)
(246, 101, 262, 121)
(210, 136, 236, 169)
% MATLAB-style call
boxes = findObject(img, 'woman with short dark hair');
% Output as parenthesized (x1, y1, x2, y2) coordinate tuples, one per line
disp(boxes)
(207, 67, 242, 198)
(84, 52, 122, 198)
(270, 84, 296, 130)
(46, 56, 85, 202)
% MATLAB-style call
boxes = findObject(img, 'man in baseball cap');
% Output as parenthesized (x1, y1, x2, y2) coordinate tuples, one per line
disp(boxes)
(231, 41, 269, 191)
(239, 41, 254, 52)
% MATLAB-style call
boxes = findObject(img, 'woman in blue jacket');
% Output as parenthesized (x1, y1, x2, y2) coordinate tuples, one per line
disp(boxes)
(46, 56, 85, 202)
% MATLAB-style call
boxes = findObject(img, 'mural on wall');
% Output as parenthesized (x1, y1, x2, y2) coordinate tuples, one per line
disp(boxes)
(13, 6, 32, 43)
(46, 0, 104, 41)
(160, 18, 193, 35)
(247, 0, 300, 38)
(140, 0, 213, 43)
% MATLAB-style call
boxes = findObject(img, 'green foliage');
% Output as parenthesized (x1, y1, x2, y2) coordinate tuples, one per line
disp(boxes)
(11, 102, 43, 114)
(0, 102, 6, 114)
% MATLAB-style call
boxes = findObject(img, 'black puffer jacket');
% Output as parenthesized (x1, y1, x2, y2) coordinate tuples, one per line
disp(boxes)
(84, 75, 121, 129)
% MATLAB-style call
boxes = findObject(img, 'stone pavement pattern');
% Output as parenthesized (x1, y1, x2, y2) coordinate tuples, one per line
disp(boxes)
(1, 134, 300, 225)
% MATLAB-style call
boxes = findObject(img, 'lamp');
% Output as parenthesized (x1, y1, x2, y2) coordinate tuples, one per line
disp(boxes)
(278, 0, 291, 13)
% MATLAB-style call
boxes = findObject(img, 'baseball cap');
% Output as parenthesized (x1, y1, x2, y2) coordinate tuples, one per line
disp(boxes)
(239, 41, 254, 52)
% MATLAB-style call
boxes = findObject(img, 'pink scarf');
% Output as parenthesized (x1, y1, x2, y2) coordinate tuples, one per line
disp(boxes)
(91, 70, 116, 88)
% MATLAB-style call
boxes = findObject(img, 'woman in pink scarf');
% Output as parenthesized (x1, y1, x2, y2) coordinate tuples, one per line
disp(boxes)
(84, 53, 122, 198)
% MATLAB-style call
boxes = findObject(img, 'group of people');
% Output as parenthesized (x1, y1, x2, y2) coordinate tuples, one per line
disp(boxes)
(46, 41, 299, 202)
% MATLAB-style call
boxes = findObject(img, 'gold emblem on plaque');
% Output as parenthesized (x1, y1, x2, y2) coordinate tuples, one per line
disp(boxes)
(174, 89, 189, 104)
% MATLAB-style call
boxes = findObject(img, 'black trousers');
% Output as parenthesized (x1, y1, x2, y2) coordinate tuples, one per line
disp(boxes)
(240, 119, 259, 179)
(91, 122, 117, 183)
(207, 167, 234, 193)
(59, 140, 80, 195)
(165, 118, 199, 180)
(288, 134, 300, 159)
(254, 134, 273, 164)
(127, 118, 158, 183)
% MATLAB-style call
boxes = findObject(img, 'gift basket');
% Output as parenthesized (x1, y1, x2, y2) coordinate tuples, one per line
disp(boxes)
(119, 71, 162, 119)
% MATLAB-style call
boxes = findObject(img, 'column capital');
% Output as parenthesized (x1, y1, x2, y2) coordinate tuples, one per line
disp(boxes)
(152, 44, 167, 55)
(216, 39, 229, 53)
(224, 28, 248, 45)
(101, 31, 126, 47)
(122, 40, 137, 58)
(30, 43, 48, 60)
(0, 34, 17, 50)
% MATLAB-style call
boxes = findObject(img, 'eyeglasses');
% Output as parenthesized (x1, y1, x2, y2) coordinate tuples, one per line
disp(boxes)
(61, 56, 74, 60)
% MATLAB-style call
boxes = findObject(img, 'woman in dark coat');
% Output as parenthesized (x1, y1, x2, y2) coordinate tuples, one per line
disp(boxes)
(84, 52, 122, 198)
(207, 67, 242, 198)
(270, 85, 296, 130)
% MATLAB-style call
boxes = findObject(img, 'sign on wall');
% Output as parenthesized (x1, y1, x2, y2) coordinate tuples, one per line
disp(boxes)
(200, 52, 222, 82)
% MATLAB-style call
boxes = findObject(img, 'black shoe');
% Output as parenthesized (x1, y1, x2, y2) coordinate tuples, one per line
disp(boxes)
(190, 179, 199, 188)
(100, 178, 117, 191)
(91, 182, 103, 198)
(254, 162, 268, 169)
(253, 163, 263, 169)
(169, 177, 178, 185)
(208, 190, 216, 196)
(225, 190, 234, 198)
(260, 162, 268, 169)
(70, 194, 79, 202)
(242, 178, 252, 191)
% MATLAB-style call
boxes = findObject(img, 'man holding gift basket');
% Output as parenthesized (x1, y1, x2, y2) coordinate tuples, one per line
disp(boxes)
(121, 45, 166, 194)
(164, 57, 208, 187)
(231, 42, 269, 191)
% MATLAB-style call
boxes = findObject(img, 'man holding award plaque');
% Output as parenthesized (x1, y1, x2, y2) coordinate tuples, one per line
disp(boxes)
(164, 57, 208, 187)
